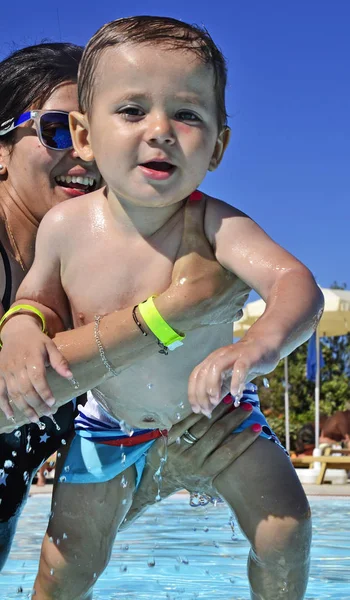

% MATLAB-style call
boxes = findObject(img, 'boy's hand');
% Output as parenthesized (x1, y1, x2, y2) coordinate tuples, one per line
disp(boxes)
(0, 316, 72, 422)
(166, 197, 250, 330)
(188, 337, 280, 417)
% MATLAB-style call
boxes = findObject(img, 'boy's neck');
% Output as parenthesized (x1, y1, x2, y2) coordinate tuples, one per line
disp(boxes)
(106, 189, 185, 238)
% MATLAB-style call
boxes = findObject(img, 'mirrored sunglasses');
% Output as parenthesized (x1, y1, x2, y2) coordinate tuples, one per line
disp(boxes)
(0, 110, 73, 151)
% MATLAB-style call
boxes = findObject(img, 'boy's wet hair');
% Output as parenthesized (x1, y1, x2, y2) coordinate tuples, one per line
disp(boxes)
(78, 15, 228, 131)
(0, 43, 83, 148)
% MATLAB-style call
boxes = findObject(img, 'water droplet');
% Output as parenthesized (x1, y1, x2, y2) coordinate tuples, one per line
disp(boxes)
(64, 465, 70, 472)
(37, 421, 46, 430)
(50, 568, 54, 576)
(23, 471, 29, 484)
(121, 452, 126, 464)
(43, 470, 49, 477)
(147, 383, 153, 390)
(147, 556, 156, 567)
(57, 452, 61, 458)
(59, 475, 66, 483)
(49, 460, 55, 467)
(155, 493, 161, 502)
(50, 415, 61, 431)
(178, 401, 185, 409)
(120, 475, 128, 488)
(26, 434, 32, 453)
(4, 460, 13, 468)
(12, 451, 17, 457)
(121, 544, 129, 551)
(69, 377, 80, 390)
(229, 577, 235, 584)
(49, 537, 53, 543)
(120, 565, 127, 572)
(56, 538, 60, 546)
(175, 436, 181, 445)
(61, 439, 67, 445)
(175, 412, 181, 420)
(93, 572, 97, 579)
(14, 430, 21, 438)
(263, 377, 270, 388)
(62, 533, 68, 540)
(203, 526, 209, 532)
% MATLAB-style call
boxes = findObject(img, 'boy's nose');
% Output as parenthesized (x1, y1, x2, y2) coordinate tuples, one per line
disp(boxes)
(146, 114, 176, 146)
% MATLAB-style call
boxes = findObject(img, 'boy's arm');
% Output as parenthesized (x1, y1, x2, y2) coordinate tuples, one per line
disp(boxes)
(187, 197, 324, 416)
(0, 209, 74, 421)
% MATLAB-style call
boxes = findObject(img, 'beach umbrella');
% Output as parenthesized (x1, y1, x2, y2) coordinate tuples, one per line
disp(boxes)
(234, 288, 350, 448)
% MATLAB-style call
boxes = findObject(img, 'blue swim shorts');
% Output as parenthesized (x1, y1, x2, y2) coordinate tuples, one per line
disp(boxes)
(61, 386, 286, 487)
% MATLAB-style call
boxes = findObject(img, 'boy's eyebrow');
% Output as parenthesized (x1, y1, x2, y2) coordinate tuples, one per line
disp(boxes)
(111, 90, 210, 110)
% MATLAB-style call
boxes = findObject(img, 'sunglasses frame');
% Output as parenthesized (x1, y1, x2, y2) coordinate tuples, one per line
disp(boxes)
(0, 110, 73, 151)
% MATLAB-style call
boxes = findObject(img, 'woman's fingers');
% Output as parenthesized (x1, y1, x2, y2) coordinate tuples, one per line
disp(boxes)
(209, 427, 261, 479)
(186, 403, 253, 461)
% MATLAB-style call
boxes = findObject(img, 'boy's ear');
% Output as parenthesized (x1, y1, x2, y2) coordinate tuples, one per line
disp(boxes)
(208, 126, 231, 172)
(69, 111, 94, 162)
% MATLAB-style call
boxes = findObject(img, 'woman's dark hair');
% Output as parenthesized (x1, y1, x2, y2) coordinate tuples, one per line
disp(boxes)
(0, 42, 83, 146)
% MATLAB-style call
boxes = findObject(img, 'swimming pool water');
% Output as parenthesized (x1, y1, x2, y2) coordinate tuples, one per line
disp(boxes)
(1, 493, 349, 599)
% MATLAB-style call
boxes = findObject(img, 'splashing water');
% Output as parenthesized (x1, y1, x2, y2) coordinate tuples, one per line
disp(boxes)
(26, 434, 32, 453)
(119, 420, 134, 437)
(153, 430, 168, 502)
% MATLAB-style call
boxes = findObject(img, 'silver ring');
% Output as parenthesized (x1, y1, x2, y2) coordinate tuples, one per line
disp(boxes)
(182, 429, 199, 445)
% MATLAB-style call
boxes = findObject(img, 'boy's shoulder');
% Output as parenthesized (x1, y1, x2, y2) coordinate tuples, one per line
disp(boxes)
(40, 190, 102, 232)
(202, 193, 251, 243)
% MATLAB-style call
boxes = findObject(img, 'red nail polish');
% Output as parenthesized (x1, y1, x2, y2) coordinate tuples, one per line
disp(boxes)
(241, 403, 252, 412)
(189, 190, 202, 202)
(222, 395, 232, 404)
(251, 423, 262, 433)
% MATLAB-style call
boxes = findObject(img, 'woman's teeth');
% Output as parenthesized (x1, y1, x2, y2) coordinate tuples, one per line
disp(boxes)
(55, 175, 95, 186)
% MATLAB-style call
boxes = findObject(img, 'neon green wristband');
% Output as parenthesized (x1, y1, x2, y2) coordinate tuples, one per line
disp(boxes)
(0, 304, 47, 348)
(138, 296, 185, 351)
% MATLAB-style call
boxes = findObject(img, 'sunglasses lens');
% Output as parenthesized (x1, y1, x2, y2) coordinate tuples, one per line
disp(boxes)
(40, 112, 72, 150)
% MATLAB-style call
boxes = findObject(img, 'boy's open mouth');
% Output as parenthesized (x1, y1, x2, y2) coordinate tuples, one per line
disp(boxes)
(140, 161, 175, 173)
(139, 161, 176, 180)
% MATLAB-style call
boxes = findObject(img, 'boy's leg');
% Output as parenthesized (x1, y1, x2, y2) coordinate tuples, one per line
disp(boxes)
(213, 437, 311, 600)
(34, 446, 136, 600)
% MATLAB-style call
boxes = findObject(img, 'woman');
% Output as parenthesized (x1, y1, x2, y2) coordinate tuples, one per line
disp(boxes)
(0, 42, 257, 569)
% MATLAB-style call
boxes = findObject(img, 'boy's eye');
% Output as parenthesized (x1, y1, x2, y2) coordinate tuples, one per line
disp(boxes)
(176, 111, 201, 122)
(118, 106, 144, 119)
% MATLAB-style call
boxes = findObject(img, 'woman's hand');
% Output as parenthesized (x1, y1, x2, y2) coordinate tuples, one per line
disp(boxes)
(121, 400, 261, 530)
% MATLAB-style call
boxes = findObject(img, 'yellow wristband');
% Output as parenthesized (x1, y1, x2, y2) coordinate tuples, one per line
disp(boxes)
(0, 304, 47, 348)
(138, 296, 185, 351)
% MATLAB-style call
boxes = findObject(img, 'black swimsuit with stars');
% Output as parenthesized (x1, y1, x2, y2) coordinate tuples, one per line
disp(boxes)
(0, 240, 80, 568)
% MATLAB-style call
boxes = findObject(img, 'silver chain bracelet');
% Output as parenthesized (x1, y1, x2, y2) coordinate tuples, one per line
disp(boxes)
(94, 315, 119, 377)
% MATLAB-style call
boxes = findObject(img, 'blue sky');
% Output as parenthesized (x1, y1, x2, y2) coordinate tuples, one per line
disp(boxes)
(1, 1, 349, 293)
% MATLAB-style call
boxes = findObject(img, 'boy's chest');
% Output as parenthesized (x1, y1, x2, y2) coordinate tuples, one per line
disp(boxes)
(61, 223, 182, 321)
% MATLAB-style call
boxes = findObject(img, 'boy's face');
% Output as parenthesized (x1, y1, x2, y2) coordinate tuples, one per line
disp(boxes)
(75, 43, 229, 207)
